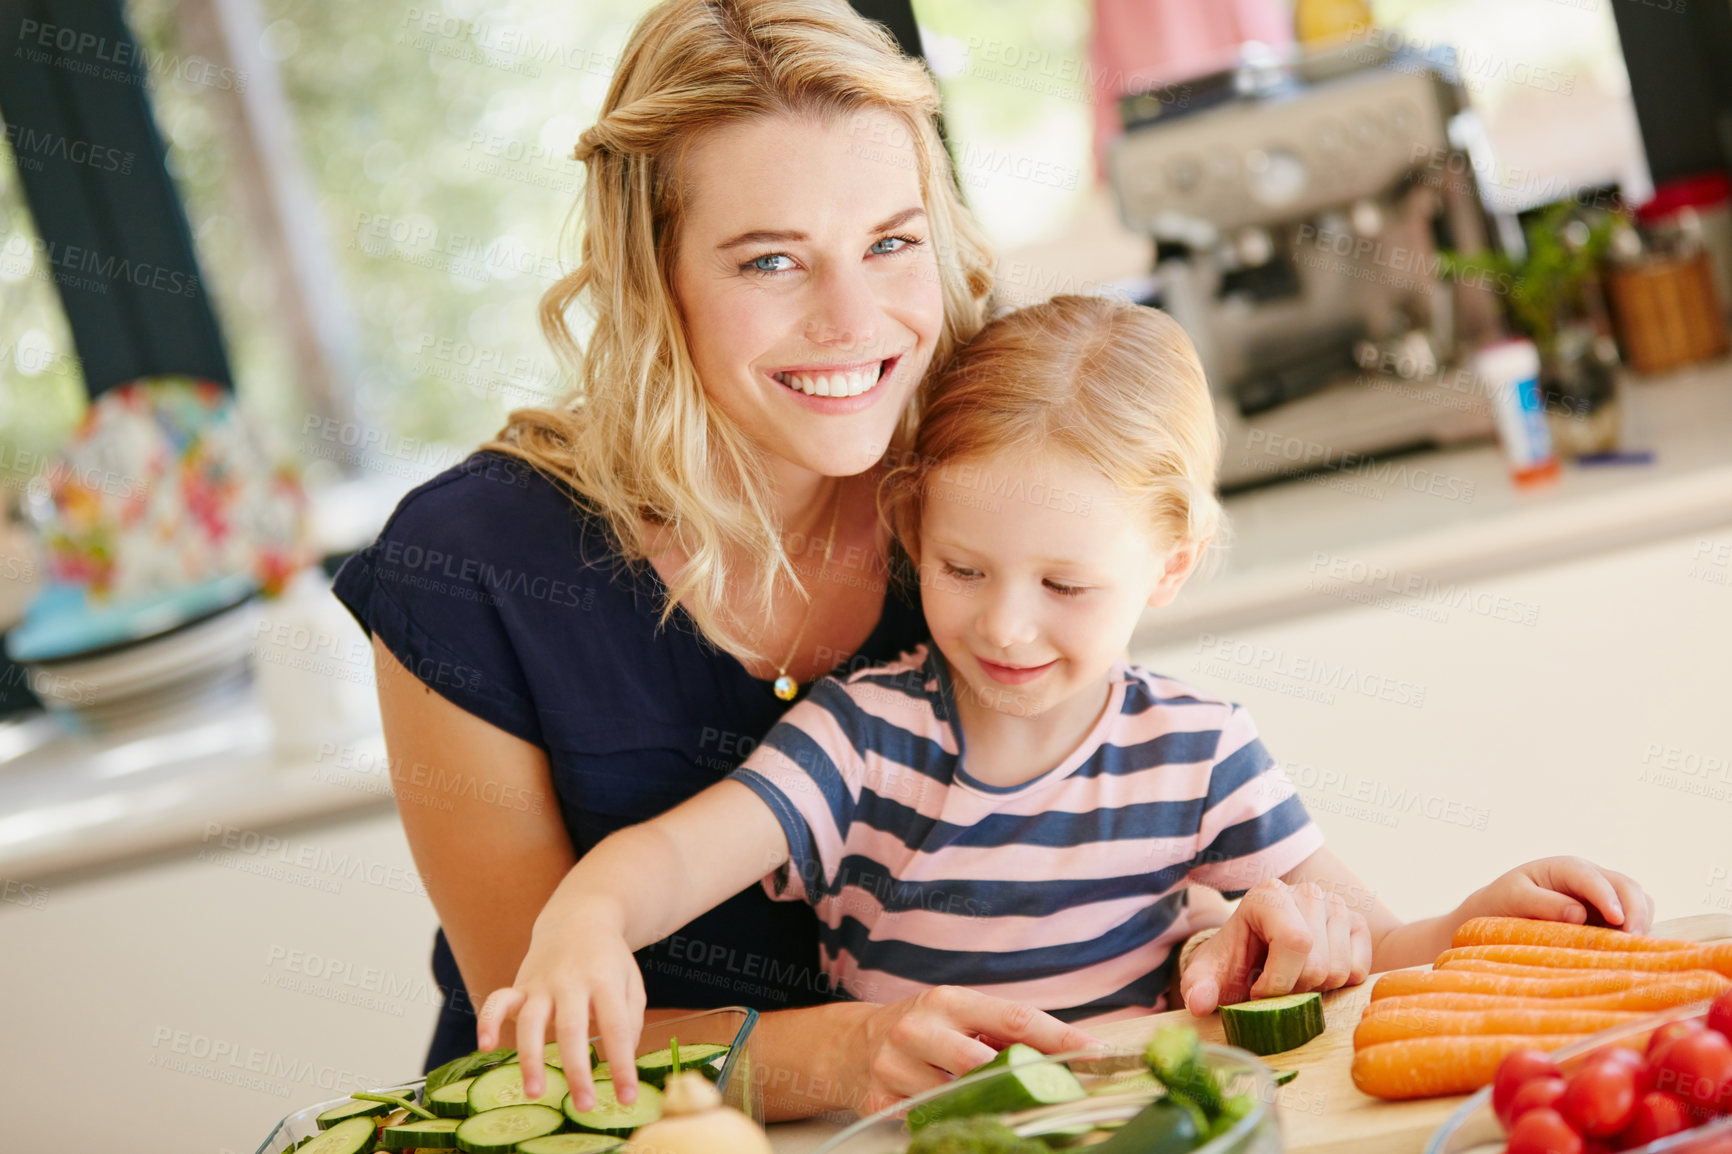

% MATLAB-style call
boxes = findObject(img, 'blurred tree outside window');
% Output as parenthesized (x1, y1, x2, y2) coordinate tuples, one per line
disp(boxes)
(0, 136, 89, 499)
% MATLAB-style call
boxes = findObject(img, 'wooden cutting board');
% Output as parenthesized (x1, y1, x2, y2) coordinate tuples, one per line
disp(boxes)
(1088, 914, 1732, 1154)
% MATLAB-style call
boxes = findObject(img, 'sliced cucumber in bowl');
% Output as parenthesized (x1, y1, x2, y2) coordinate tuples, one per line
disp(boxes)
(562, 1080, 663, 1136)
(516, 1136, 624, 1154)
(378, 1116, 461, 1148)
(453, 1103, 565, 1154)
(313, 1097, 392, 1129)
(468, 1063, 569, 1112)
(292, 1116, 377, 1154)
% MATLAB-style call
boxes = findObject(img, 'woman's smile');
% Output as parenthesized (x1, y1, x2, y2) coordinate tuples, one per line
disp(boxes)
(766, 354, 902, 410)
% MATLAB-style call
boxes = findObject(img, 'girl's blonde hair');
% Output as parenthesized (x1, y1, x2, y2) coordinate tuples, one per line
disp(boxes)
(485, 0, 994, 665)
(883, 294, 1224, 563)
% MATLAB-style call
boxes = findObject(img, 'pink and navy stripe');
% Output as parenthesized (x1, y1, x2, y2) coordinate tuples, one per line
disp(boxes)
(729, 644, 1322, 1023)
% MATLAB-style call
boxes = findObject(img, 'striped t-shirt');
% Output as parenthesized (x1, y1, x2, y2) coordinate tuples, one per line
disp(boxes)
(728, 644, 1324, 1024)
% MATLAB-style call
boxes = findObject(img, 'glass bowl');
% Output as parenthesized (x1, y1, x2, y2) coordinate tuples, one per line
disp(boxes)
(814, 1042, 1282, 1153)
(1425, 1000, 1732, 1154)
(251, 1005, 760, 1154)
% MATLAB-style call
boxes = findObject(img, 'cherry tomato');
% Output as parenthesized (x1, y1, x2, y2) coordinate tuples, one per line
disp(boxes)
(1600, 1047, 1645, 1070)
(1497, 1049, 1565, 1125)
(1506, 1108, 1585, 1154)
(1561, 1059, 1639, 1137)
(1710, 990, 1732, 1043)
(1648, 1019, 1707, 1063)
(1617, 1091, 1692, 1149)
(1655, 1030, 1732, 1113)
(1508, 1077, 1568, 1124)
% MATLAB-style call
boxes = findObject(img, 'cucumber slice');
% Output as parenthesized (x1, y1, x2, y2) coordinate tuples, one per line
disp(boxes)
(1207, 1093, 1258, 1140)
(430, 1078, 476, 1117)
(1219, 991, 1325, 1056)
(1145, 1025, 1223, 1120)
(379, 1117, 462, 1149)
(296, 1117, 378, 1154)
(468, 1063, 569, 1112)
(454, 1104, 565, 1154)
(635, 1043, 730, 1088)
(314, 1097, 392, 1129)
(1091, 1097, 1201, 1154)
(561, 1081, 664, 1136)
(907, 1044, 1087, 1132)
(1274, 1068, 1299, 1086)
(516, 1136, 624, 1154)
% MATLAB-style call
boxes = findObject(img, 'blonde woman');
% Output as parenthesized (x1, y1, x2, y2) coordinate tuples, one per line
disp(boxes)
(334, 0, 1103, 1120)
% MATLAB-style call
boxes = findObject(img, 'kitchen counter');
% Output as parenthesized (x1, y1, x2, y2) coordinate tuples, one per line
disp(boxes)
(3, 358, 1730, 883)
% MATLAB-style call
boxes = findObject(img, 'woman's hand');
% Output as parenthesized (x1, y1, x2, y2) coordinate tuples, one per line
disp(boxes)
(833, 986, 1107, 1117)
(1178, 878, 1372, 1016)
(476, 904, 648, 1113)
(1461, 856, 1654, 934)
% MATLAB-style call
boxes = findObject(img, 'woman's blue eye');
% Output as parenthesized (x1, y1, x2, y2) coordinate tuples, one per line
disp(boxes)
(749, 253, 795, 273)
(870, 235, 910, 256)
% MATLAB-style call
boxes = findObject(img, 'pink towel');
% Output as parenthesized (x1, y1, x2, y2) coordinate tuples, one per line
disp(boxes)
(1090, 0, 1292, 178)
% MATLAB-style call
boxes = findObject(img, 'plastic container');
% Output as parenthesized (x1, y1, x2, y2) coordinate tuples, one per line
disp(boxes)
(1425, 1000, 1732, 1154)
(1472, 339, 1559, 487)
(814, 1043, 1282, 1154)
(251, 1006, 760, 1154)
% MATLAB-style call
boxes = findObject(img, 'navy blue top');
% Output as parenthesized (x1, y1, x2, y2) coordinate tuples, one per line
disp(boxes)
(332, 451, 929, 1071)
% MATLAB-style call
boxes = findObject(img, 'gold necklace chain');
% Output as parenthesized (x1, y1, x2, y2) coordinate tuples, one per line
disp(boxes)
(772, 481, 843, 701)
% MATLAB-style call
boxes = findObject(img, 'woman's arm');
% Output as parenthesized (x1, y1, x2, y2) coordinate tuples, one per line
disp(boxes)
(371, 636, 576, 1048)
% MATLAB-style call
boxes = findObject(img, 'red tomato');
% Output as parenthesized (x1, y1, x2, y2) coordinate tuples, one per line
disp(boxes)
(1599, 1047, 1645, 1070)
(1710, 991, 1732, 1043)
(1561, 1060, 1639, 1137)
(1648, 1020, 1706, 1064)
(1617, 1091, 1692, 1149)
(1654, 1030, 1732, 1113)
(1506, 1108, 1585, 1154)
(1497, 1050, 1566, 1125)
(1508, 1077, 1569, 1125)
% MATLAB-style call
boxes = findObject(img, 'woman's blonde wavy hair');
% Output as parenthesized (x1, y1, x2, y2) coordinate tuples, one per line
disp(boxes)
(485, 0, 994, 665)
(882, 294, 1226, 568)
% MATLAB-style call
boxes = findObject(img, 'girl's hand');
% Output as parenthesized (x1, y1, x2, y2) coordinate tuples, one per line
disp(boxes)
(475, 908, 647, 1113)
(1462, 856, 1654, 934)
(837, 986, 1108, 1117)
(1179, 878, 1372, 1016)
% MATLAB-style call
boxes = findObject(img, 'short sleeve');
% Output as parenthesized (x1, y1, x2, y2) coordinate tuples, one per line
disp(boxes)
(1184, 705, 1324, 898)
(727, 677, 866, 906)
(331, 456, 549, 748)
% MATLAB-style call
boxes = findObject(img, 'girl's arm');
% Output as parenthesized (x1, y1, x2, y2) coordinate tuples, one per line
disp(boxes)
(1179, 844, 1655, 1014)
(376, 639, 1101, 1121)
(478, 778, 790, 1110)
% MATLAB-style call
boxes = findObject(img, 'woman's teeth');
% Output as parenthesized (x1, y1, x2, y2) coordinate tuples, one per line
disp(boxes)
(773, 363, 883, 397)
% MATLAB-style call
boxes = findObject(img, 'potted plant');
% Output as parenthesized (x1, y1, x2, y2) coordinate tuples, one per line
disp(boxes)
(1441, 201, 1624, 458)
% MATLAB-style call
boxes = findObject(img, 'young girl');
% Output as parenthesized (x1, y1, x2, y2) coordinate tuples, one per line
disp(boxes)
(481, 295, 1652, 1112)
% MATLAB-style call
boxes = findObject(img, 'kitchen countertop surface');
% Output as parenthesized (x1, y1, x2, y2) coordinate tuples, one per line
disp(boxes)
(3, 357, 1731, 883)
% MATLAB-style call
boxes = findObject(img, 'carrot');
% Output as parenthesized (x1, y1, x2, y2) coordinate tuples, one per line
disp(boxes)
(1435, 944, 1732, 975)
(1367, 975, 1730, 1015)
(1353, 1006, 1644, 1049)
(1351, 1035, 1587, 1100)
(1370, 967, 1730, 1002)
(1451, 917, 1691, 953)
(1440, 958, 1613, 978)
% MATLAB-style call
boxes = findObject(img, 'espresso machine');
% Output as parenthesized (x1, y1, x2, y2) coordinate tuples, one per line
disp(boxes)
(1109, 39, 1506, 489)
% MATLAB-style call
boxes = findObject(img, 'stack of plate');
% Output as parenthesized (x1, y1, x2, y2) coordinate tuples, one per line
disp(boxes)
(4, 574, 260, 729)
